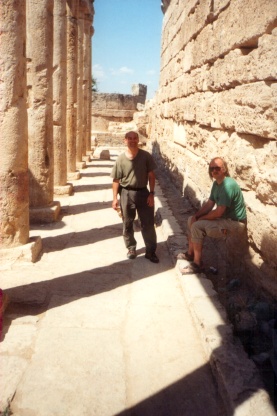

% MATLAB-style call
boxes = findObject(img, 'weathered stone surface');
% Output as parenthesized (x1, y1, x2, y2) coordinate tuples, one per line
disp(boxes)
(1, 0, 94, 251)
(146, 0, 277, 297)
(0, 0, 29, 248)
(27, 0, 54, 208)
(53, 0, 68, 189)
(91, 85, 147, 134)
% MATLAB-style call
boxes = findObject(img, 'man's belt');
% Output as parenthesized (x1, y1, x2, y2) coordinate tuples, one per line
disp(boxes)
(123, 186, 147, 191)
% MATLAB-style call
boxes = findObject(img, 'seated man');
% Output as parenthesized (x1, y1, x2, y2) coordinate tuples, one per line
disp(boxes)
(179, 157, 247, 275)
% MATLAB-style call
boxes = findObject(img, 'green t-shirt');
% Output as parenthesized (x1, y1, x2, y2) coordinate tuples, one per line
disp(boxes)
(210, 177, 246, 220)
(111, 149, 156, 188)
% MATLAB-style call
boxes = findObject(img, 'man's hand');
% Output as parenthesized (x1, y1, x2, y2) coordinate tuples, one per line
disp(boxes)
(147, 193, 155, 207)
(112, 199, 119, 210)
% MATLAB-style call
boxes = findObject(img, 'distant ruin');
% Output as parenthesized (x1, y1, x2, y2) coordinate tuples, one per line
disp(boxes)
(91, 83, 147, 146)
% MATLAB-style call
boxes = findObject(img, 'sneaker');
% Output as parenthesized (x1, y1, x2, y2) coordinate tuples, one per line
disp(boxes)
(145, 252, 159, 263)
(127, 249, 136, 259)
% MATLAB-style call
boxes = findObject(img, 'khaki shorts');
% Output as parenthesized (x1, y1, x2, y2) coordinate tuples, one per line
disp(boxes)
(188, 216, 246, 244)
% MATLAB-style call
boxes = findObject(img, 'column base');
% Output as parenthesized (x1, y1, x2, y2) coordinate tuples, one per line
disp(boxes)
(0, 236, 42, 265)
(67, 171, 81, 181)
(76, 161, 86, 169)
(83, 155, 91, 162)
(0, 290, 9, 317)
(30, 201, 61, 224)
(54, 183, 73, 196)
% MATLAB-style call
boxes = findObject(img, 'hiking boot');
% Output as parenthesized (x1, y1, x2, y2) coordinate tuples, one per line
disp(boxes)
(145, 252, 159, 263)
(127, 249, 136, 259)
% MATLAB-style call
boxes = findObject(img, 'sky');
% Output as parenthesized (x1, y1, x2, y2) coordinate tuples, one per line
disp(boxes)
(92, 0, 163, 100)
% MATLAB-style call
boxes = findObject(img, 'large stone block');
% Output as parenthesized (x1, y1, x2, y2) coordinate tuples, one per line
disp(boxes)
(216, 82, 277, 139)
(245, 192, 277, 265)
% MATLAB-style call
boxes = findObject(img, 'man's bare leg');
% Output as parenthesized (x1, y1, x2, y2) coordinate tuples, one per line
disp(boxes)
(187, 235, 194, 257)
(192, 242, 203, 266)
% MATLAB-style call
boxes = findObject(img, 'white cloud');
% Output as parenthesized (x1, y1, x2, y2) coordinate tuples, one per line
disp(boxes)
(92, 64, 105, 79)
(109, 66, 134, 76)
(119, 66, 134, 74)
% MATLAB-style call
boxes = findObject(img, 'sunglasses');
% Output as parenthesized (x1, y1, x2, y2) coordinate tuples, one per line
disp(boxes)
(209, 166, 221, 172)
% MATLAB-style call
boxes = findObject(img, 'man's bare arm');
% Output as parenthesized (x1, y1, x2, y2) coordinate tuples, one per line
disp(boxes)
(194, 199, 215, 220)
(112, 179, 120, 210)
(197, 204, 226, 221)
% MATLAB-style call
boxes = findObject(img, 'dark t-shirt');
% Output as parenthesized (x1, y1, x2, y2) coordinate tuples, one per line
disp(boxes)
(111, 149, 156, 188)
(209, 177, 246, 220)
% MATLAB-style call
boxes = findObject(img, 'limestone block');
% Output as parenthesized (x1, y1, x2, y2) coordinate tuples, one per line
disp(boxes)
(213, 0, 230, 15)
(167, 0, 277, 75)
(105, 94, 136, 110)
(0, 236, 42, 264)
(195, 91, 215, 127)
(207, 32, 277, 92)
(244, 192, 277, 265)
(177, 0, 211, 51)
(225, 134, 277, 203)
(92, 94, 107, 110)
(254, 29, 277, 80)
(29, 202, 61, 224)
(216, 82, 277, 139)
(93, 109, 135, 118)
(136, 103, 145, 111)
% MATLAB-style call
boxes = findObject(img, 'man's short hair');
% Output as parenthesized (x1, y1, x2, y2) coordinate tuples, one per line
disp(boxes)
(125, 131, 138, 139)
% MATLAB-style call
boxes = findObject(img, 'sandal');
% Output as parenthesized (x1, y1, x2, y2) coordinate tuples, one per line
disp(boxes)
(180, 262, 205, 275)
(176, 251, 194, 261)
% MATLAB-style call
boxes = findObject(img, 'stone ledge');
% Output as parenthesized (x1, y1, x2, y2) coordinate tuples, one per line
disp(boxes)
(76, 161, 86, 169)
(0, 236, 42, 265)
(54, 184, 73, 196)
(30, 202, 61, 224)
(155, 181, 275, 415)
(67, 171, 81, 181)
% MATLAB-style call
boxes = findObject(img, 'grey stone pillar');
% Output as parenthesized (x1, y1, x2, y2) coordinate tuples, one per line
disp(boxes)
(53, 0, 73, 196)
(0, 0, 41, 262)
(27, 0, 60, 223)
(66, 0, 81, 180)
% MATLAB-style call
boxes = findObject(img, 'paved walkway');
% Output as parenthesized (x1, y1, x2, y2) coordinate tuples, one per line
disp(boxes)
(0, 150, 274, 416)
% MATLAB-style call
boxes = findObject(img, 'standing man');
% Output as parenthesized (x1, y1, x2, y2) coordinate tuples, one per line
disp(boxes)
(111, 131, 159, 263)
(179, 157, 247, 274)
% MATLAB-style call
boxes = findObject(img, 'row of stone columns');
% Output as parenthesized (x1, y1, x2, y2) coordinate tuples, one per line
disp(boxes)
(0, 0, 94, 257)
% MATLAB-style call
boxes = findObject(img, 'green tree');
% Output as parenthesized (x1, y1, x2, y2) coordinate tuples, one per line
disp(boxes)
(91, 76, 98, 92)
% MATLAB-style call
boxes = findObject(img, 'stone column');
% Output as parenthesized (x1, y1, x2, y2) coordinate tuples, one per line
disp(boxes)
(0, 0, 41, 262)
(53, 0, 73, 196)
(27, 0, 60, 223)
(76, 7, 86, 169)
(83, 14, 93, 158)
(66, 0, 81, 180)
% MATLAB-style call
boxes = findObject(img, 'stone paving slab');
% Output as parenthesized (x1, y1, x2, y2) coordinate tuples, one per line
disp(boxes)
(0, 152, 275, 416)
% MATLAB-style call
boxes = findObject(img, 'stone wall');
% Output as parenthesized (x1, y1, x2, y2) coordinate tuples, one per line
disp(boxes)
(91, 84, 147, 134)
(147, 0, 277, 298)
(0, 0, 94, 259)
